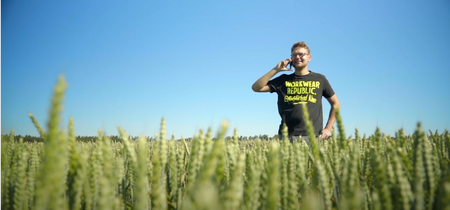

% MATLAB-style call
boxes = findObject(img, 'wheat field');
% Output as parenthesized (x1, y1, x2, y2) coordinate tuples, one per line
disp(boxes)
(2, 76, 449, 210)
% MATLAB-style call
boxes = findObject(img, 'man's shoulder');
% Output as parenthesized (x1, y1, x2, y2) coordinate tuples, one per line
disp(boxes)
(309, 71, 326, 78)
(271, 73, 293, 81)
(308, 71, 330, 80)
(278, 73, 294, 78)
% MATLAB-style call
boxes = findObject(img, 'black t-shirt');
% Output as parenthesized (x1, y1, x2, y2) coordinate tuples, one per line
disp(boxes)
(267, 71, 335, 136)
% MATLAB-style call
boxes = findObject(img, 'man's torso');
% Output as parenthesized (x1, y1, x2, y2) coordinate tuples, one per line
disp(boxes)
(267, 71, 335, 136)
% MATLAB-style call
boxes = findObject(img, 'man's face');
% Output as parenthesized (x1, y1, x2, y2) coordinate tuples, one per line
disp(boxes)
(291, 47, 311, 68)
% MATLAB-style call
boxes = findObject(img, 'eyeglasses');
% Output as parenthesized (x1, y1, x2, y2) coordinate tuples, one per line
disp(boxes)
(291, 53, 309, 58)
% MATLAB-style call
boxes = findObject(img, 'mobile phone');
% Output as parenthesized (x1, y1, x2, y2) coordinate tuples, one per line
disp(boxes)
(288, 61, 292, 69)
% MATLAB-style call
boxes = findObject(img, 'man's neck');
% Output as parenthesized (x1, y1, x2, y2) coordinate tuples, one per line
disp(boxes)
(294, 66, 310, 76)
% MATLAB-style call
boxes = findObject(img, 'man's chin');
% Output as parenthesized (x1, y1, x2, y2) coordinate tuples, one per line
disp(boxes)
(294, 64, 307, 69)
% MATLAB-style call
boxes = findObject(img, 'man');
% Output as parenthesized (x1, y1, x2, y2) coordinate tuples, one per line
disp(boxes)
(252, 41, 340, 142)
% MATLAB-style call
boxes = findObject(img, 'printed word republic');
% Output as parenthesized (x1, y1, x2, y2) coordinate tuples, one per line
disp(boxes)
(284, 81, 321, 104)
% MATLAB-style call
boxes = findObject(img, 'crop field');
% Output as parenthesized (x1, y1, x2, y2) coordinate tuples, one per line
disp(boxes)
(2, 76, 450, 210)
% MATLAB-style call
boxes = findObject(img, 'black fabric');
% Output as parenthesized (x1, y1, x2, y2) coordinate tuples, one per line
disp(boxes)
(267, 71, 335, 136)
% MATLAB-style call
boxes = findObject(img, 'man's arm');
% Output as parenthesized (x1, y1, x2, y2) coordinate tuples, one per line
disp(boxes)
(321, 94, 340, 139)
(252, 59, 292, 92)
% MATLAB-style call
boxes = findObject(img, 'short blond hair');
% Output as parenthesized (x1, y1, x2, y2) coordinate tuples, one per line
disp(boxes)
(291, 41, 310, 54)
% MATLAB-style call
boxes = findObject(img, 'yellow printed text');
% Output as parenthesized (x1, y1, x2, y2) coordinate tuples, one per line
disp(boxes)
(287, 87, 316, 95)
(285, 81, 321, 88)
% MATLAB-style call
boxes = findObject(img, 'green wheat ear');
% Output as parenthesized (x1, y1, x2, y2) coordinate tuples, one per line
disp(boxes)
(34, 74, 69, 210)
(47, 75, 68, 141)
(334, 105, 347, 150)
(301, 103, 319, 158)
(28, 113, 46, 139)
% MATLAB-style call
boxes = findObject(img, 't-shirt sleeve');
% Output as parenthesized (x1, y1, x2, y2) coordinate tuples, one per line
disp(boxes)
(322, 76, 335, 98)
(267, 74, 285, 93)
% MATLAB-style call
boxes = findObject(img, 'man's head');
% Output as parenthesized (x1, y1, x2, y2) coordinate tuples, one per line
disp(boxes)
(290, 41, 312, 69)
(291, 41, 310, 54)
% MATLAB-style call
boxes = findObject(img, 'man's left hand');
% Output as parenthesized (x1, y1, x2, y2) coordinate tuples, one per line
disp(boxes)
(321, 128, 333, 139)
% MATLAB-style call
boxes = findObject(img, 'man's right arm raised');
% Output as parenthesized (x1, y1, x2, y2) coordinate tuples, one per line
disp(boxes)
(252, 59, 292, 92)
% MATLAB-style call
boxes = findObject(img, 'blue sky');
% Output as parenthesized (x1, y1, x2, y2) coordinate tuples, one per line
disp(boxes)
(2, 0, 450, 139)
